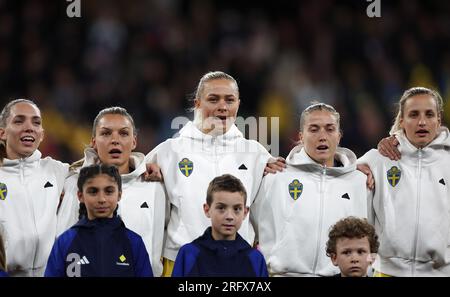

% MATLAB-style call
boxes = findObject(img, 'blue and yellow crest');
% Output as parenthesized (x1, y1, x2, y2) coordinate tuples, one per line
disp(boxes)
(178, 158, 194, 177)
(387, 166, 401, 187)
(0, 182, 7, 201)
(288, 179, 303, 200)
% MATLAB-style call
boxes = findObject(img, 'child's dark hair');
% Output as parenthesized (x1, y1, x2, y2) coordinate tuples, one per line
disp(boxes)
(77, 164, 122, 219)
(326, 216, 379, 257)
(206, 174, 247, 206)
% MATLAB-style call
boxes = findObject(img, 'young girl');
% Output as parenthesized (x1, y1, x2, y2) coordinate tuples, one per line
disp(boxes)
(358, 87, 450, 276)
(251, 102, 369, 276)
(0, 99, 69, 276)
(56, 107, 166, 276)
(45, 164, 152, 277)
(145, 71, 282, 276)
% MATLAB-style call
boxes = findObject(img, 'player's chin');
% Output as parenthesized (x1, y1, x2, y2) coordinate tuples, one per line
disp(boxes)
(94, 210, 113, 218)
(346, 269, 364, 277)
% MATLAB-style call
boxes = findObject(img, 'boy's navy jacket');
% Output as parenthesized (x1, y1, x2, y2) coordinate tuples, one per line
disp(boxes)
(45, 216, 153, 277)
(0, 270, 8, 277)
(172, 227, 268, 277)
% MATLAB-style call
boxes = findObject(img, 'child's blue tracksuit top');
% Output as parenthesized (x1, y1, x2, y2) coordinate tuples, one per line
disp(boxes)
(172, 227, 268, 277)
(45, 216, 152, 277)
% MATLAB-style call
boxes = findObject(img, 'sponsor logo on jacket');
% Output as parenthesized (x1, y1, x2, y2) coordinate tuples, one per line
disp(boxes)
(116, 254, 130, 266)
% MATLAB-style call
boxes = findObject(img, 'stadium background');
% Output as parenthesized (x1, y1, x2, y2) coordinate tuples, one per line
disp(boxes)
(0, 0, 449, 162)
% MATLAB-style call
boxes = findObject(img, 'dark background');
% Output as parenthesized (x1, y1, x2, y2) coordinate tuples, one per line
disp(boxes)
(1, 0, 449, 162)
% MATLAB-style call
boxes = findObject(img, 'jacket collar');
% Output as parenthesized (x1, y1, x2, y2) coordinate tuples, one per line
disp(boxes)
(80, 148, 146, 185)
(73, 216, 124, 230)
(285, 145, 357, 176)
(1, 150, 42, 173)
(194, 227, 250, 252)
(397, 127, 450, 165)
(2, 149, 42, 165)
(179, 121, 243, 145)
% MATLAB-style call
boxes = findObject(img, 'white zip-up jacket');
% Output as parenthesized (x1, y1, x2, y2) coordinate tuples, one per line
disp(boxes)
(358, 127, 450, 276)
(0, 150, 69, 277)
(251, 146, 369, 276)
(145, 121, 272, 261)
(56, 149, 167, 276)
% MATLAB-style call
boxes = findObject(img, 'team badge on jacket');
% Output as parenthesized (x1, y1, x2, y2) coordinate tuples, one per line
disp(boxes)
(0, 182, 7, 200)
(178, 158, 194, 177)
(387, 166, 401, 187)
(288, 179, 303, 200)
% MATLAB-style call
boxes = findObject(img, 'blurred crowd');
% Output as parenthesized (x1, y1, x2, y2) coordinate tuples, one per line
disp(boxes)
(0, 0, 449, 162)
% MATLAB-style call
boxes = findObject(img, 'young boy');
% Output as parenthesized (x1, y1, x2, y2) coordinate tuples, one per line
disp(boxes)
(326, 216, 379, 277)
(172, 174, 268, 277)
(45, 164, 153, 277)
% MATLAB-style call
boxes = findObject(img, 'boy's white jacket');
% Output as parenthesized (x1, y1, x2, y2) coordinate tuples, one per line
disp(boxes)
(56, 148, 167, 277)
(358, 127, 450, 276)
(145, 121, 272, 261)
(0, 150, 69, 276)
(251, 146, 369, 277)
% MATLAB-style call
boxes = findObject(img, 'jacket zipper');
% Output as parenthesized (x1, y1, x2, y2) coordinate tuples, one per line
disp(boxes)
(411, 149, 423, 276)
(212, 137, 219, 175)
(312, 166, 326, 274)
(20, 159, 39, 274)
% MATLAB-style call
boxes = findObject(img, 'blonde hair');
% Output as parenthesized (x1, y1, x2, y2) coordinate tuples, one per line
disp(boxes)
(194, 71, 239, 100)
(390, 87, 443, 135)
(192, 71, 239, 129)
(299, 101, 340, 132)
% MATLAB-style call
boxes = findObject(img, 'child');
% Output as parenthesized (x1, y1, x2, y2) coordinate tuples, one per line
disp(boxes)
(45, 164, 153, 277)
(56, 106, 167, 276)
(0, 224, 8, 277)
(326, 216, 379, 277)
(172, 174, 268, 277)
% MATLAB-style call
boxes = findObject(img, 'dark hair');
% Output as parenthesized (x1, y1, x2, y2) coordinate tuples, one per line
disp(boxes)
(0, 225, 6, 271)
(326, 216, 379, 257)
(206, 174, 247, 206)
(0, 99, 39, 164)
(0, 99, 38, 128)
(91, 106, 137, 137)
(77, 164, 122, 219)
(69, 106, 137, 171)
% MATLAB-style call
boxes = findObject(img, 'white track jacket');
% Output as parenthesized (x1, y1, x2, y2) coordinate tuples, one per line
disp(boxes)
(358, 128, 450, 276)
(145, 121, 272, 261)
(0, 150, 69, 276)
(56, 149, 167, 276)
(252, 146, 369, 276)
